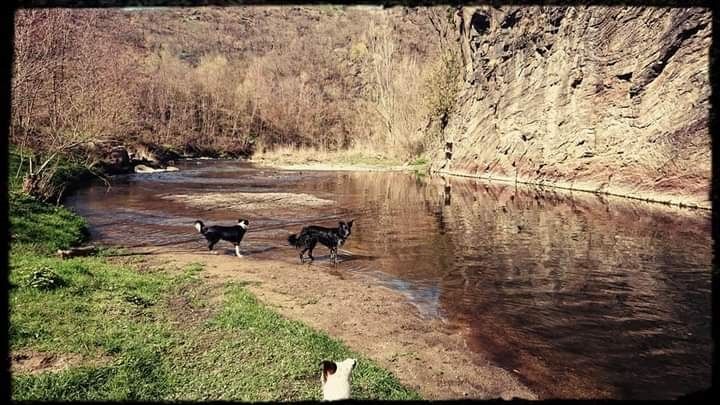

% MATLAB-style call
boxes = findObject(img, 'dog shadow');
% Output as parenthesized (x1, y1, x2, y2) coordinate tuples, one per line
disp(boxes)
(245, 245, 280, 254)
(302, 252, 377, 266)
(215, 245, 279, 256)
(335, 252, 378, 263)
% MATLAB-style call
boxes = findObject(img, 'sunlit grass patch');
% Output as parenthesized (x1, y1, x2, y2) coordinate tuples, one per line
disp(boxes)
(9, 253, 177, 355)
(166, 283, 421, 401)
(11, 259, 420, 400)
(10, 193, 88, 254)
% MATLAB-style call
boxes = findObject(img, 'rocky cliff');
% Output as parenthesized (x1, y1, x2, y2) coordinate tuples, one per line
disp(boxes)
(433, 6, 711, 208)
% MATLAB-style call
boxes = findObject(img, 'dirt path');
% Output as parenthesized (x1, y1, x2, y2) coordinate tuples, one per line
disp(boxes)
(11, 350, 112, 375)
(135, 248, 537, 400)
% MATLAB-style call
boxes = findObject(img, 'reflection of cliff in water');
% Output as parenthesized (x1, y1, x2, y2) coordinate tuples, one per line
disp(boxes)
(433, 177, 711, 399)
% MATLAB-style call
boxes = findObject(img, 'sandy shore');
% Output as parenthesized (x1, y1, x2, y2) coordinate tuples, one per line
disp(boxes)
(133, 248, 537, 400)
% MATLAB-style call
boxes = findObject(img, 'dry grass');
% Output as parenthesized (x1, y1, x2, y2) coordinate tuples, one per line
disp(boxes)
(252, 144, 405, 167)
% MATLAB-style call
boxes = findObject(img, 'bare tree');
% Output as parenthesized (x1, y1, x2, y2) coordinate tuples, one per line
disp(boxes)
(12, 9, 136, 200)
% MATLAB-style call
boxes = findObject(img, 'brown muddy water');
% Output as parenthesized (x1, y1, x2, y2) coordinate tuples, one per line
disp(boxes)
(64, 159, 712, 400)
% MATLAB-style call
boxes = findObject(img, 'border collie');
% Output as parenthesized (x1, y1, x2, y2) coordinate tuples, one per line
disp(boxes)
(320, 358, 357, 401)
(287, 220, 353, 264)
(194, 219, 249, 258)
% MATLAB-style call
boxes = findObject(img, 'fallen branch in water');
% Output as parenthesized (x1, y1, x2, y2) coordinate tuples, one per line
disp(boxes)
(57, 245, 97, 259)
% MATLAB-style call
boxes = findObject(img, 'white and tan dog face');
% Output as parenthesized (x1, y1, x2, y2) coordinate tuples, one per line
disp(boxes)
(320, 358, 357, 401)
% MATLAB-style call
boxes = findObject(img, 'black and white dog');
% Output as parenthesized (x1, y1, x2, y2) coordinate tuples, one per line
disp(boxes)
(288, 220, 354, 264)
(194, 219, 249, 258)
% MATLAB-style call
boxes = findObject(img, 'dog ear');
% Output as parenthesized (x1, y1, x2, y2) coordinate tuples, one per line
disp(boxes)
(348, 220, 354, 228)
(320, 360, 337, 382)
(338, 221, 346, 227)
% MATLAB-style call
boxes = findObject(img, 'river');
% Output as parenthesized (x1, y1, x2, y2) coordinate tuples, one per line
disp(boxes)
(64, 159, 712, 399)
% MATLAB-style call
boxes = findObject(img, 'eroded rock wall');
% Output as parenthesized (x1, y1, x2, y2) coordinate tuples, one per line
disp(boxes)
(435, 6, 711, 207)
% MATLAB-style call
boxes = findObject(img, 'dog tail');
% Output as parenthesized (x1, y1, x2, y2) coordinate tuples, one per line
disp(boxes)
(194, 220, 206, 234)
(288, 233, 299, 247)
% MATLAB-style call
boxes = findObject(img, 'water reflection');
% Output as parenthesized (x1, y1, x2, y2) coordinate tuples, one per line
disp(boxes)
(65, 160, 712, 399)
(430, 179, 711, 399)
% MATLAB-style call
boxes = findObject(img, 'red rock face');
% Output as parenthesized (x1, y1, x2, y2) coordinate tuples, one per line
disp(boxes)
(435, 6, 711, 208)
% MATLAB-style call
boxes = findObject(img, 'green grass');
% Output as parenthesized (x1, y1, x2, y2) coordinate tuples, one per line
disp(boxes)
(407, 155, 430, 178)
(8, 147, 94, 202)
(10, 193, 89, 254)
(11, 257, 419, 400)
(169, 284, 420, 400)
(408, 156, 429, 167)
(9, 251, 182, 400)
(9, 148, 92, 253)
(9, 154, 420, 400)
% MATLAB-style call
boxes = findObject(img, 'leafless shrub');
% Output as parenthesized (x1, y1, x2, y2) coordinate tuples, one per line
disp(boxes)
(11, 6, 456, 170)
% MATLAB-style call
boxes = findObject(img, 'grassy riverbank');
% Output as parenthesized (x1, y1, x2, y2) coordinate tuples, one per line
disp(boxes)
(252, 145, 430, 174)
(8, 153, 419, 400)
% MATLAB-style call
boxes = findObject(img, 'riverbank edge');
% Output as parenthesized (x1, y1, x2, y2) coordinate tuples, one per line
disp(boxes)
(8, 198, 421, 400)
(135, 249, 538, 400)
(435, 168, 711, 211)
(250, 156, 710, 212)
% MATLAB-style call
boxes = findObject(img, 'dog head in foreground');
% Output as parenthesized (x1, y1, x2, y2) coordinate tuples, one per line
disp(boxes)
(320, 358, 357, 401)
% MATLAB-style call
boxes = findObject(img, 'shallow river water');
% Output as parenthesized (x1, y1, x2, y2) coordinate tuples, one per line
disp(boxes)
(64, 159, 712, 399)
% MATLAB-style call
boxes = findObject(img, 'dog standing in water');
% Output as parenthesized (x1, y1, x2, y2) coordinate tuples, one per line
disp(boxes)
(320, 358, 357, 400)
(194, 219, 249, 257)
(288, 220, 354, 264)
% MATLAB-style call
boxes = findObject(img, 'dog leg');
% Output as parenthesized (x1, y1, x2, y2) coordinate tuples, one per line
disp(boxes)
(235, 245, 243, 258)
(299, 248, 308, 263)
(307, 241, 317, 263)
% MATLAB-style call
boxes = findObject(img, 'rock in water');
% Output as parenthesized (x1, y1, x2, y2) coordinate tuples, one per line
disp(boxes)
(134, 164, 180, 173)
(133, 164, 155, 173)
